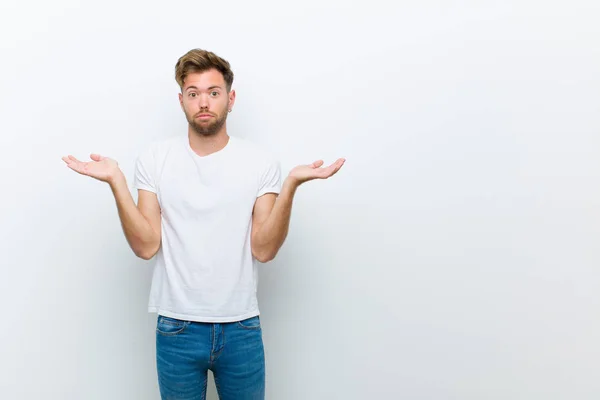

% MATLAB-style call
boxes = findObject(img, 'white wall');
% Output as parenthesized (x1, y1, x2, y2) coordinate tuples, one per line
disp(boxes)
(1, 1, 599, 399)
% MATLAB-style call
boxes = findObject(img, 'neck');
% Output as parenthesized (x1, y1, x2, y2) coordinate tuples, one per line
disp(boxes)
(188, 126, 230, 157)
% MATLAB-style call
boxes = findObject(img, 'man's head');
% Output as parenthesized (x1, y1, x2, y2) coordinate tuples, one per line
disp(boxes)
(175, 49, 235, 136)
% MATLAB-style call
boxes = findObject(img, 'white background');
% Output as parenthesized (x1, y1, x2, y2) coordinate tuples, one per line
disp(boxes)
(1, 1, 599, 399)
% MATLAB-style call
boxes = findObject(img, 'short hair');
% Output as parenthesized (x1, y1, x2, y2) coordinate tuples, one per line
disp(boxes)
(175, 49, 234, 92)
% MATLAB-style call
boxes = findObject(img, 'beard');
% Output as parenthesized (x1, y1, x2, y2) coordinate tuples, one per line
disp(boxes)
(185, 105, 229, 137)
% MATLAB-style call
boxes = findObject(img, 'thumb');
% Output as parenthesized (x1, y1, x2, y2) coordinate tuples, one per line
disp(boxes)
(90, 153, 104, 162)
(311, 160, 324, 168)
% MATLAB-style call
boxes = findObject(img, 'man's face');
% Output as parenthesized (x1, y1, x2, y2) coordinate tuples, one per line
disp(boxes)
(179, 69, 235, 136)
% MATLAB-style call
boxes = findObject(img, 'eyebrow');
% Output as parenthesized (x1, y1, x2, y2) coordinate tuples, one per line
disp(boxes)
(185, 85, 223, 91)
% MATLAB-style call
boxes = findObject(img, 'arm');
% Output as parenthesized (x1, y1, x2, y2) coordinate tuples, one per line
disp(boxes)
(110, 172, 161, 260)
(251, 157, 346, 263)
(251, 178, 298, 263)
(62, 153, 161, 260)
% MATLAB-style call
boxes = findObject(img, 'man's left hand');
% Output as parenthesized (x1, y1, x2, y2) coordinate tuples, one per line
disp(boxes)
(288, 158, 346, 186)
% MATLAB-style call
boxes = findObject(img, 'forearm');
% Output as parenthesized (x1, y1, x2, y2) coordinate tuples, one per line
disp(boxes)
(109, 171, 159, 259)
(253, 178, 299, 262)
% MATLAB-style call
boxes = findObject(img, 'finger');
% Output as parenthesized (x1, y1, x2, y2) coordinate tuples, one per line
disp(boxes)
(90, 153, 104, 161)
(62, 156, 80, 166)
(332, 159, 346, 174)
(316, 166, 337, 178)
(329, 166, 342, 177)
(67, 155, 83, 163)
(331, 158, 345, 172)
(65, 162, 86, 174)
(318, 159, 345, 178)
(65, 163, 81, 172)
(65, 157, 88, 173)
(324, 159, 344, 173)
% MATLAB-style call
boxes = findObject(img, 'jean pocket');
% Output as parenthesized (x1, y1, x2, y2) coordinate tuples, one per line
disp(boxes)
(156, 316, 189, 336)
(237, 316, 261, 330)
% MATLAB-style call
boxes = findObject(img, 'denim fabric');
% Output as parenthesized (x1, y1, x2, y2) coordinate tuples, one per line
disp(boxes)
(156, 315, 265, 400)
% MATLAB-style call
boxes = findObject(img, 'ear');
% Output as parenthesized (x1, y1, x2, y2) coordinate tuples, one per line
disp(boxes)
(228, 89, 236, 110)
(178, 92, 184, 110)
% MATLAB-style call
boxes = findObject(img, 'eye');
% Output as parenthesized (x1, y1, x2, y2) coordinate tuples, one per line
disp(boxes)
(189, 92, 197, 97)
(210, 91, 219, 97)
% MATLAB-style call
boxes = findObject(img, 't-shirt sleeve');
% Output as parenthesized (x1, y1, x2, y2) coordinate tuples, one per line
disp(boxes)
(132, 145, 157, 193)
(257, 158, 282, 197)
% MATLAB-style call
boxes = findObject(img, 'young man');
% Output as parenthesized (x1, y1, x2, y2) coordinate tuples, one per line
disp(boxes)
(62, 49, 345, 399)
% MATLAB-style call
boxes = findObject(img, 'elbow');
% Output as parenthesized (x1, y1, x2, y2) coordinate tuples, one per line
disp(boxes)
(256, 255, 275, 263)
(134, 243, 160, 260)
(135, 249, 154, 260)
(253, 247, 276, 263)
(136, 251, 154, 260)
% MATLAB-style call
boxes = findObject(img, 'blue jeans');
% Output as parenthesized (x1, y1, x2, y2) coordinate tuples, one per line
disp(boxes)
(156, 315, 265, 400)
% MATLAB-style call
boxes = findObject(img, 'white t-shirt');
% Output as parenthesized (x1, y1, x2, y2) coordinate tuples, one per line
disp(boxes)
(132, 135, 281, 323)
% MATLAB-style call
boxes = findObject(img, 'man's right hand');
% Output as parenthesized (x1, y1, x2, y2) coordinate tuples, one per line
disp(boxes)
(62, 153, 122, 185)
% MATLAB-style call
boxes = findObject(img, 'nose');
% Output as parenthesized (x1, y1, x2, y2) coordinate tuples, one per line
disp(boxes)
(199, 93, 210, 110)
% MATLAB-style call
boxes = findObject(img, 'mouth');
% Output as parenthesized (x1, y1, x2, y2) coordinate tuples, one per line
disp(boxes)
(196, 113, 214, 119)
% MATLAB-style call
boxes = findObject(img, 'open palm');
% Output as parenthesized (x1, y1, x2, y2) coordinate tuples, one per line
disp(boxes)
(289, 158, 345, 185)
(61, 153, 120, 183)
